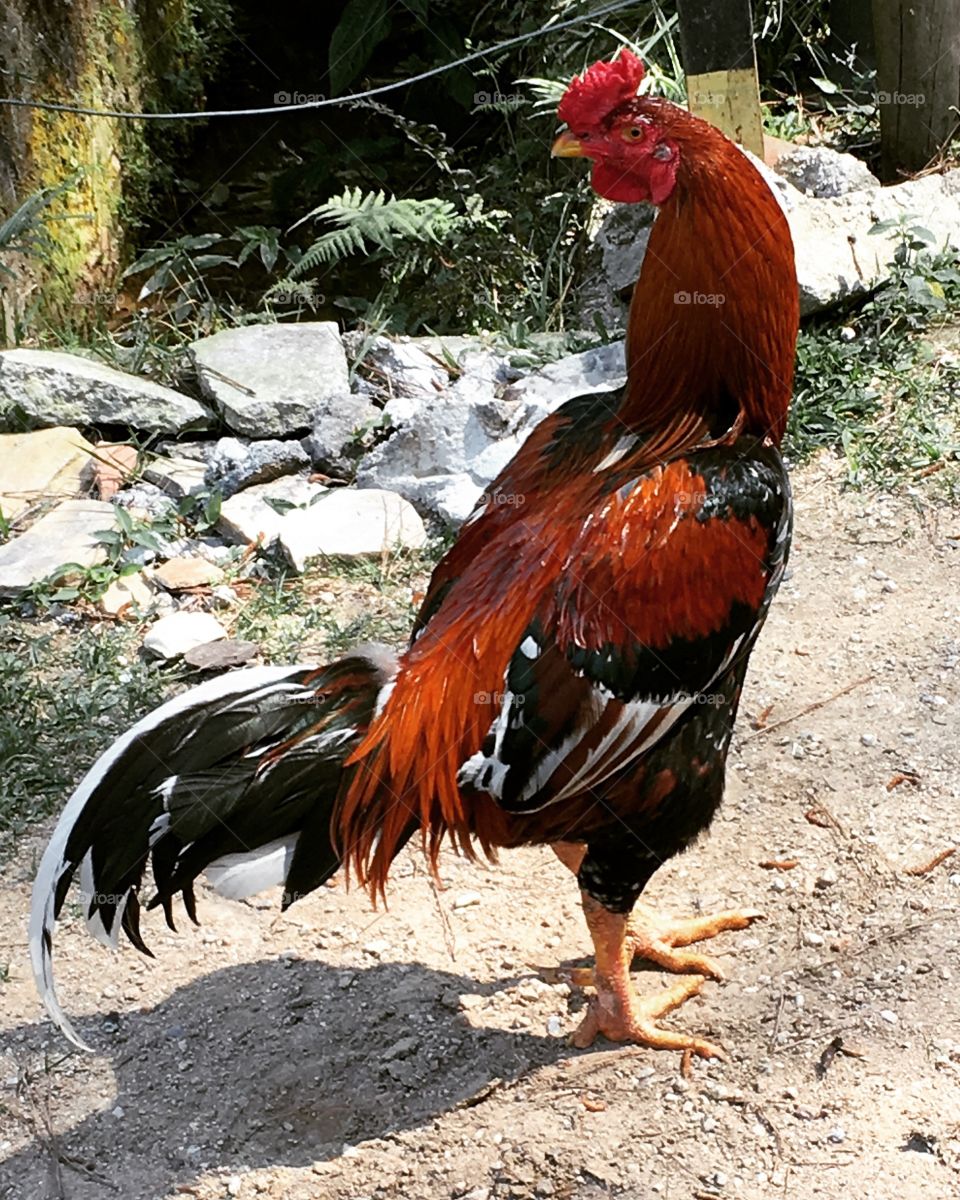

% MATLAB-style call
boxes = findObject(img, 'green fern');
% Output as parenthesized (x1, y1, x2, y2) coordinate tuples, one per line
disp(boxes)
(287, 188, 461, 277)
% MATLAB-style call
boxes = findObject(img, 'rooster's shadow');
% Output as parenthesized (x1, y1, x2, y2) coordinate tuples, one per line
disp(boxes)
(0, 954, 577, 1197)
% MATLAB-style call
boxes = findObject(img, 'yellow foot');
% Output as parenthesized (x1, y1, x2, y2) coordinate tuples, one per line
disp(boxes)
(571, 974, 725, 1059)
(626, 904, 764, 981)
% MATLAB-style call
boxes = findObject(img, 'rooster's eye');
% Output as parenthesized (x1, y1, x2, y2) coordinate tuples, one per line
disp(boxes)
(628, 127, 643, 139)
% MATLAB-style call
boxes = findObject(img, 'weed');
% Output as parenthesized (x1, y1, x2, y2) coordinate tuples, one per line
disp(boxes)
(787, 220, 960, 493)
(0, 616, 171, 856)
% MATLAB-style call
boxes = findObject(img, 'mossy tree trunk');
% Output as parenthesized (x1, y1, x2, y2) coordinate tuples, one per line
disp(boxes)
(0, 0, 228, 344)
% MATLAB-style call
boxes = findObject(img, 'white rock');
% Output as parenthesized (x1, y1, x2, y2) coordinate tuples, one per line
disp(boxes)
(143, 455, 208, 499)
(205, 436, 310, 497)
(774, 145, 879, 197)
(356, 341, 625, 526)
(452, 890, 482, 909)
(98, 571, 153, 615)
(142, 612, 227, 659)
(352, 335, 449, 397)
(218, 475, 327, 547)
(190, 322, 349, 436)
(0, 349, 214, 433)
(0, 499, 117, 597)
(279, 488, 426, 570)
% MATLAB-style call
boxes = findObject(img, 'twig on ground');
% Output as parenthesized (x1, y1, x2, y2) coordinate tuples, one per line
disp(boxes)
(905, 847, 955, 877)
(742, 675, 873, 741)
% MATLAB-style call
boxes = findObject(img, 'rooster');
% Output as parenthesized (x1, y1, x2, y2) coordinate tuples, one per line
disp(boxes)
(30, 50, 798, 1059)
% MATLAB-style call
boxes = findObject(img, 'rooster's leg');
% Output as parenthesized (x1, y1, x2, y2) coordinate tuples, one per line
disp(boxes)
(549, 843, 760, 983)
(571, 894, 724, 1058)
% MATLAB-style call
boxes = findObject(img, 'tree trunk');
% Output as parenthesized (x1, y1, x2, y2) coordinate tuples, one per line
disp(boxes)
(872, 0, 960, 179)
(0, 0, 227, 343)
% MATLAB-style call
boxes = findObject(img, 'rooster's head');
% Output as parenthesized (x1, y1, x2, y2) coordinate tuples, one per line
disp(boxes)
(553, 48, 689, 205)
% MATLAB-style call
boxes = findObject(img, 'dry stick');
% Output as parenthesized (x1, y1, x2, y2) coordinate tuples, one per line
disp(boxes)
(742, 675, 874, 742)
(429, 879, 457, 961)
(905, 847, 956, 877)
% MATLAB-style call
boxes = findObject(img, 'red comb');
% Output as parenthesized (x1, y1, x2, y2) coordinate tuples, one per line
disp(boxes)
(557, 48, 646, 129)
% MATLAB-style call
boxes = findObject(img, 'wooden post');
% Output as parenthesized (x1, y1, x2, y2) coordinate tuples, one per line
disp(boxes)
(676, 0, 765, 156)
(872, 0, 960, 178)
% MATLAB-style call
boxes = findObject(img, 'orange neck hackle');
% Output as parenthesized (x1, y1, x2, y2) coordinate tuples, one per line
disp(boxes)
(620, 104, 798, 451)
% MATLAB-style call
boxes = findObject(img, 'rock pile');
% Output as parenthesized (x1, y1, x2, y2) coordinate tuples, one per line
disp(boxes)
(1, 146, 955, 650)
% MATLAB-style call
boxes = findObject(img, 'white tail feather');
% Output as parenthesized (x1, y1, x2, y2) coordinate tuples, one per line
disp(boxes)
(204, 835, 298, 900)
(28, 664, 310, 1053)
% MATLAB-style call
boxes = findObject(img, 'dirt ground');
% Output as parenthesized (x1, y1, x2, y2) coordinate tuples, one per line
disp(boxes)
(1, 453, 959, 1200)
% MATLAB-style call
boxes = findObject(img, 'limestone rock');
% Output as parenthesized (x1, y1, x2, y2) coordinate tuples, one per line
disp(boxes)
(774, 145, 879, 198)
(278, 488, 427, 570)
(576, 160, 960, 320)
(0, 500, 117, 597)
(98, 571, 153, 616)
(0, 426, 97, 522)
(304, 393, 380, 479)
(142, 611, 228, 659)
(143, 455, 208, 499)
(190, 322, 349, 436)
(217, 476, 327, 548)
(205, 436, 310, 497)
(184, 639, 259, 670)
(356, 342, 625, 526)
(152, 556, 225, 591)
(0, 350, 214, 433)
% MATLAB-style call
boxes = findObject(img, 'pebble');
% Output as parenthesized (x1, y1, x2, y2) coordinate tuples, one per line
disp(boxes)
(453, 891, 482, 909)
(879, 1009, 898, 1024)
(227, 1178, 242, 1197)
(828, 1126, 846, 1144)
(546, 1016, 563, 1036)
(803, 931, 825, 947)
(816, 868, 838, 888)
(860, 733, 878, 747)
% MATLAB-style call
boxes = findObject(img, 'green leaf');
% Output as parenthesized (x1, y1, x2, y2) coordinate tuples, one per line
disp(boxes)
(811, 76, 839, 94)
(131, 527, 163, 551)
(113, 506, 134, 536)
(204, 491, 222, 525)
(264, 497, 298, 515)
(329, 0, 391, 96)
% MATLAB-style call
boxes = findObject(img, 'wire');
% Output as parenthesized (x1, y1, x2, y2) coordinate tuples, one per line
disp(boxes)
(0, 0, 638, 121)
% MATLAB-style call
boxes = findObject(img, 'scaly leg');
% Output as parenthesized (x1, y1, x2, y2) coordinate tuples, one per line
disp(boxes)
(571, 894, 724, 1058)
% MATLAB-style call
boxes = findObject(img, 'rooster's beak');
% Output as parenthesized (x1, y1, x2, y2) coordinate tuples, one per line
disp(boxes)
(551, 130, 585, 158)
